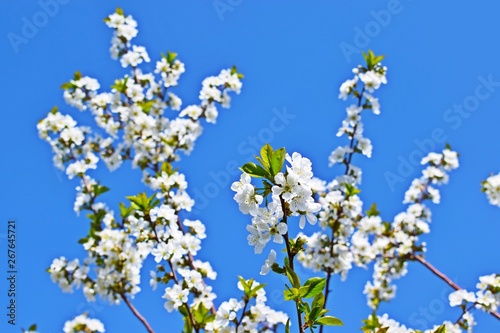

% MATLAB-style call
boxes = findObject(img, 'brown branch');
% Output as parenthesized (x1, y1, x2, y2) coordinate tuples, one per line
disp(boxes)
(120, 293, 156, 333)
(279, 195, 303, 333)
(413, 255, 500, 320)
(321, 86, 366, 333)
(413, 255, 461, 290)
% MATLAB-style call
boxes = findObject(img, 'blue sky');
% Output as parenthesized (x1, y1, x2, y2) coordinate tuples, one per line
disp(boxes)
(1, 0, 500, 332)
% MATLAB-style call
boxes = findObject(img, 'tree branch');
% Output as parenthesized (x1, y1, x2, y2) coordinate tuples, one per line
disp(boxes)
(321, 85, 366, 333)
(120, 293, 156, 333)
(279, 195, 303, 332)
(413, 255, 500, 321)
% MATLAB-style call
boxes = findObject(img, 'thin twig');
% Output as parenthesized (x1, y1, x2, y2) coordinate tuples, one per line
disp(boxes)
(279, 195, 304, 332)
(120, 293, 156, 333)
(413, 255, 500, 321)
(321, 85, 366, 333)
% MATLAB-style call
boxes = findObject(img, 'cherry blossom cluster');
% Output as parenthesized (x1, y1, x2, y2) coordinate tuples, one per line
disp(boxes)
(204, 278, 288, 332)
(231, 151, 321, 255)
(361, 147, 459, 309)
(232, 52, 497, 333)
(293, 54, 388, 284)
(37, 7, 288, 333)
(37, 10, 499, 330)
(482, 173, 500, 207)
(297, 60, 460, 309)
(48, 256, 88, 294)
(366, 313, 462, 333)
(330, 50, 387, 184)
(62, 314, 105, 333)
(447, 273, 500, 331)
(296, 53, 392, 302)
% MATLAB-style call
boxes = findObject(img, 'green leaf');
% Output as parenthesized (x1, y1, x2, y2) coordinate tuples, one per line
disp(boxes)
(73, 71, 82, 80)
(270, 263, 284, 274)
(301, 301, 311, 315)
(258, 144, 273, 171)
(167, 51, 177, 64)
(119, 202, 135, 219)
(366, 203, 380, 217)
(238, 276, 249, 294)
(249, 283, 266, 297)
(345, 183, 361, 197)
(127, 194, 144, 209)
(362, 50, 384, 70)
(285, 266, 301, 288)
(231, 65, 244, 79)
(362, 51, 369, 64)
(270, 147, 286, 176)
(302, 277, 326, 298)
(60, 82, 73, 90)
(93, 184, 110, 196)
(299, 285, 310, 298)
(316, 316, 343, 326)
(362, 313, 380, 330)
(161, 162, 173, 175)
(50, 106, 59, 114)
(284, 287, 300, 301)
(285, 319, 290, 333)
(373, 55, 385, 64)
(126, 192, 158, 212)
(192, 303, 213, 325)
(308, 306, 323, 323)
(376, 328, 390, 333)
(312, 292, 325, 309)
(111, 77, 129, 93)
(28, 324, 37, 331)
(240, 162, 269, 178)
(433, 325, 446, 333)
(261, 180, 273, 197)
(116, 7, 124, 15)
(139, 100, 155, 113)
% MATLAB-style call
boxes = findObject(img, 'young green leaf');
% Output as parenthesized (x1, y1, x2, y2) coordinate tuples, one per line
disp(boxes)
(312, 292, 325, 309)
(308, 306, 323, 323)
(284, 287, 300, 301)
(166, 51, 177, 64)
(237, 276, 250, 294)
(240, 162, 269, 178)
(248, 283, 266, 298)
(302, 277, 326, 298)
(315, 316, 343, 326)
(433, 325, 446, 333)
(285, 265, 301, 288)
(258, 144, 273, 171)
(366, 203, 380, 217)
(270, 147, 286, 176)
